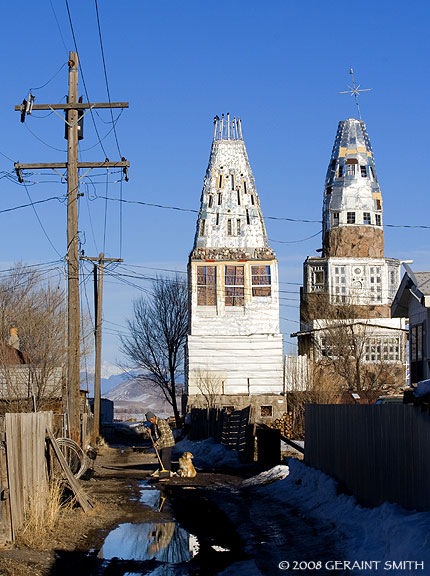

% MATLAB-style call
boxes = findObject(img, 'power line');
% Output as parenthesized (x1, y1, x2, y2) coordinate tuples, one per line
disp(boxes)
(64, 0, 109, 158)
(269, 230, 322, 244)
(30, 61, 68, 91)
(0, 196, 65, 215)
(22, 182, 63, 257)
(94, 0, 122, 157)
(49, 0, 69, 54)
(24, 122, 67, 152)
(0, 150, 15, 163)
(93, 195, 430, 230)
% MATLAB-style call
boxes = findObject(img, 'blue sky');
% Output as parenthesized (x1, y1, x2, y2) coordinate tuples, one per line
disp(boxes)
(0, 0, 429, 368)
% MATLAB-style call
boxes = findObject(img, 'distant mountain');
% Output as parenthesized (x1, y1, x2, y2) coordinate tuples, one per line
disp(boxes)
(81, 370, 137, 397)
(103, 375, 177, 420)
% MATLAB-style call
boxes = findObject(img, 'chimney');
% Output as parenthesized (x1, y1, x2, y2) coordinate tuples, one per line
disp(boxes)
(8, 327, 20, 350)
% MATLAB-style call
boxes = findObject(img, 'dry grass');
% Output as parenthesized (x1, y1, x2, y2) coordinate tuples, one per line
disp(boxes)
(15, 478, 75, 549)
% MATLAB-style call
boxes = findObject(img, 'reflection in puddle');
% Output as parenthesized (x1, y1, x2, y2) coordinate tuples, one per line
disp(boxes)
(139, 486, 161, 510)
(99, 522, 199, 564)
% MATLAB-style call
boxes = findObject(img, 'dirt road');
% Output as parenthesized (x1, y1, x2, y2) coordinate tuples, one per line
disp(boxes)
(0, 444, 348, 576)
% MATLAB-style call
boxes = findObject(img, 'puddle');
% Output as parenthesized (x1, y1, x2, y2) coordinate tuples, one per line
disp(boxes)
(140, 487, 161, 510)
(99, 521, 199, 564)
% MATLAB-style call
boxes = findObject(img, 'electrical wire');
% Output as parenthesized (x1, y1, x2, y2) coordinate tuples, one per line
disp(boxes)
(93, 195, 430, 230)
(269, 230, 322, 244)
(30, 61, 67, 91)
(24, 123, 67, 152)
(94, 0, 122, 157)
(0, 196, 65, 215)
(65, 0, 109, 158)
(23, 182, 63, 257)
(49, 0, 69, 55)
(0, 150, 15, 163)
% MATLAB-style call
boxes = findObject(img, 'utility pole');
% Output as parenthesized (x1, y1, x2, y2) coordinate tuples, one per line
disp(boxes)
(14, 52, 129, 443)
(81, 253, 122, 441)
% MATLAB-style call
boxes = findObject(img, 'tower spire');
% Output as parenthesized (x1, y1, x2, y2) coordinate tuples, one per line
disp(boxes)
(339, 68, 372, 120)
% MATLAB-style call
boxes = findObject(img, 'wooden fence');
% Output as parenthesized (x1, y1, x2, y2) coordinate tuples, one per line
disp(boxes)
(4, 412, 53, 541)
(189, 406, 252, 461)
(305, 404, 430, 511)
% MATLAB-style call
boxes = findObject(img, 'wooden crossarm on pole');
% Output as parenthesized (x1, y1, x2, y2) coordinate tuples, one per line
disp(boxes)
(15, 102, 129, 111)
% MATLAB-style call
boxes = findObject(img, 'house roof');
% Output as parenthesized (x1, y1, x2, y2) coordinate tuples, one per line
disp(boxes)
(391, 270, 430, 317)
(0, 342, 30, 365)
(414, 272, 430, 296)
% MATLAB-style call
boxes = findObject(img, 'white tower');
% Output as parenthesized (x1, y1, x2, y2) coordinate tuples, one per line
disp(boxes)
(185, 115, 285, 422)
(297, 118, 407, 391)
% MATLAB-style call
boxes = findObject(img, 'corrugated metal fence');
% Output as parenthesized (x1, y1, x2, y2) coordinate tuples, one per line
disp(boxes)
(305, 404, 430, 511)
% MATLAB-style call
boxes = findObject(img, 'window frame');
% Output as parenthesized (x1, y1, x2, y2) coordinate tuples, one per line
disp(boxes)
(225, 265, 245, 307)
(197, 266, 217, 306)
(251, 265, 271, 297)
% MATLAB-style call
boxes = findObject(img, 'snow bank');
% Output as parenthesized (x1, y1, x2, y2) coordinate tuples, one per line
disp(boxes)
(257, 458, 430, 564)
(173, 438, 241, 469)
(241, 465, 289, 487)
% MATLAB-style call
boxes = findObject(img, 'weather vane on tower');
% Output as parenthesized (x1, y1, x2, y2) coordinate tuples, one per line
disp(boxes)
(339, 68, 372, 121)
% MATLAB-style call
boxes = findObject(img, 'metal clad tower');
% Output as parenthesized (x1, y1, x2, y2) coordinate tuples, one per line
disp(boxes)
(297, 118, 407, 390)
(185, 115, 285, 422)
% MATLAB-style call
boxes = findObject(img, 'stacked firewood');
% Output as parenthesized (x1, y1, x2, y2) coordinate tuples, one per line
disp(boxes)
(268, 412, 293, 438)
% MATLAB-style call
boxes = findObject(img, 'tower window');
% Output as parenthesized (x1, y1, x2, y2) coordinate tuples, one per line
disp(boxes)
(208, 195, 213, 208)
(375, 214, 381, 226)
(325, 186, 332, 195)
(197, 266, 217, 306)
(332, 212, 340, 227)
(237, 219, 241, 235)
(375, 198, 381, 210)
(218, 192, 222, 205)
(333, 266, 347, 303)
(218, 174, 223, 189)
(369, 267, 382, 303)
(347, 212, 356, 224)
(199, 220, 206, 236)
(225, 266, 245, 306)
(370, 166, 376, 180)
(360, 165, 367, 177)
(345, 164, 356, 176)
(363, 212, 371, 225)
(251, 195, 255, 205)
(252, 265, 271, 297)
(237, 190, 241, 205)
(246, 209, 250, 225)
(216, 213, 220, 225)
(337, 165, 344, 178)
(243, 181, 247, 193)
(311, 267, 325, 293)
(227, 219, 233, 236)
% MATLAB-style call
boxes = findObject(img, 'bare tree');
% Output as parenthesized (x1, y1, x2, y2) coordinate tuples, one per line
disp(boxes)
(0, 263, 69, 411)
(193, 368, 223, 409)
(121, 275, 188, 427)
(302, 294, 405, 393)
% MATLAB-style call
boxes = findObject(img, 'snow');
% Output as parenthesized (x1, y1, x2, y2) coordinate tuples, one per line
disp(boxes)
(251, 458, 430, 565)
(173, 438, 241, 469)
(241, 465, 289, 487)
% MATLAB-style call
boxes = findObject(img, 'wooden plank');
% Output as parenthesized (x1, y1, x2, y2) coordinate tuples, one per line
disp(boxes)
(5, 412, 52, 539)
(15, 161, 130, 170)
(0, 440, 12, 544)
(15, 102, 129, 111)
(46, 427, 93, 513)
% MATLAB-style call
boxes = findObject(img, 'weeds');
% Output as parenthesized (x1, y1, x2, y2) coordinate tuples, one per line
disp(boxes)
(16, 478, 75, 548)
